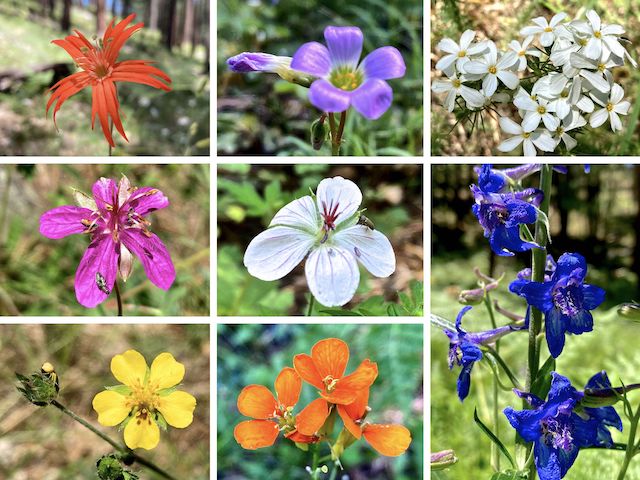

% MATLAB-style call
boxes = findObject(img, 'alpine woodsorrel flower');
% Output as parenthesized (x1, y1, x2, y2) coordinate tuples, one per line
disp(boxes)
(92, 350, 196, 450)
(290, 26, 406, 120)
(39, 175, 175, 308)
(243, 176, 395, 307)
(47, 14, 172, 148)
(226, 52, 315, 87)
(515, 252, 605, 358)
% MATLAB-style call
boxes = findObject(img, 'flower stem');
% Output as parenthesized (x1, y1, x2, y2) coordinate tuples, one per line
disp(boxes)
(307, 294, 315, 316)
(114, 279, 123, 316)
(617, 405, 640, 480)
(108, 120, 113, 156)
(484, 292, 500, 472)
(327, 111, 346, 156)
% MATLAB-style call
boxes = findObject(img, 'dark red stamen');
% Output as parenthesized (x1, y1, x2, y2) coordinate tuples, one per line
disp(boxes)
(322, 200, 340, 231)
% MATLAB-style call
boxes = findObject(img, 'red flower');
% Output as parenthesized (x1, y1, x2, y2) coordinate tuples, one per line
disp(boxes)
(46, 14, 172, 147)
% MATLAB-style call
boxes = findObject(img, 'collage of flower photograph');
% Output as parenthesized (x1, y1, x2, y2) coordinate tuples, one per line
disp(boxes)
(2, 0, 640, 479)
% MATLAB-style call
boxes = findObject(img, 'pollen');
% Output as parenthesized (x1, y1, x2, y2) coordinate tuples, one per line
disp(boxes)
(606, 102, 614, 112)
(488, 65, 497, 74)
(544, 27, 553, 33)
(523, 132, 531, 138)
(518, 50, 525, 56)
(594, 31, 602, 39)
(537, 106, 547, 114)
(322, 375, 339, 392)
(457, 50, 466, 58)
(329, 66, 364, 91)
(597, 63, 606, 72)
(452, 79, 462, 88)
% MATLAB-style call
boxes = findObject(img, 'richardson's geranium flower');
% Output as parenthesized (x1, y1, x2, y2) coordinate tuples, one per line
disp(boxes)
(92, 350, 196, 450)
(47, 14, 172, 147)
(290, 26, 406, 120)
(337, 388, 411, 457)
(39, 175, 176, 308)
(243, 176, 395, 307)
(293, 338, 378, 405)
(234, 367, 331, 449)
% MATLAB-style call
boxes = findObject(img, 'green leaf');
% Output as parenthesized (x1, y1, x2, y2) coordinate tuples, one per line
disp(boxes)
(491, 470, 528, 480)
(104, 385, 132, 395)
(318, 309, 364, 316)
(473, 407, 517, 469)
(531, 355, 555, 401)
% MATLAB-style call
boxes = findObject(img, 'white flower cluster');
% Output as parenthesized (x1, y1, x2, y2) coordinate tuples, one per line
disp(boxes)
(432, 11, 637, 156)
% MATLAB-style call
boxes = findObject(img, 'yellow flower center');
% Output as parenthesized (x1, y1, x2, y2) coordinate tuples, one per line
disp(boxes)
(557, 127, 564, 135)
(452, 79, 462, 88)
(597, 63, 606, 72)
(530, 94, 538, 101)
(523, 132, 531, 138)
(126, 380, 161, 415)
(323, 375, 339, 392)
(518, 50, 525, 57)
(537, 106, 547, 114)
(579, 38, 588, 46)
(458, 50, 466, 58)
(594, 31, 602, 39)
(560, 89, 569, 98)
(488, 65, 497, 74)
(544, 27, 553, 33)
(329, 66, 364, 91)
(606, 102, 614, 112)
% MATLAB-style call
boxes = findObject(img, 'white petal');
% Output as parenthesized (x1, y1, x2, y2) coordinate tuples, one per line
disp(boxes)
(459, 30, 476, 49)
(610, 83, 624, 105)
(463, 61, 488, 74)
(522, 139, 537, 157)
(499, 116, 523, 135)
(586, 10, 601, 32)
(603, 37, 626, 59)
(550, 12, 567, 27)
(531, 17, 548, 28)
(244, 226, 315, 281)
(584, 37, 601, 60)
(438, 38, 460, 54)
(444, 89, 456, 112)
(333, 225, 395, 277)
(497, 52, 518, 69)
(459, 86, 485, 108)
(270, 195, 320, 233)
(589, 108, 609, 128)
(522, 112, 542, 132)
(542, 113, 560, 131)
(436, 54, 457, 72)
(581, 70, 610, 93)
(483, 74, 498, 97)
(305, 245, 359, 307)
(540, 31, 554, 47)
(614, 101, 631, 115)
(497, 70, 519, 89)
(466, 42, 489, 56)
(431, 79, 453, 94)
(556, 100, 570, 119)
(514, 95, 538, 111)
(498, 135, 524, 153)
(609, 111, 622, 132)
(562, 133, 577, 151)
(531, 132, 556, 152)
(602, 24, 624, 35)
(316, 177, 362, 228)
(570, 53, 596, 69)
(520, 26, 543, 37)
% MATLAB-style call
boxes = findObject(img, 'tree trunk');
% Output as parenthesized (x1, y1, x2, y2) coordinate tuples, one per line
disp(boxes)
(162, 0, 177, 50)
(111, 0, 117, 17)
(149, 0, 159, 30)
(122, 0, 131, 16)
(48, 0, 56, 18)
(61, 0, 71, 30)
(95, 0, 105, 35)
(182, 0, 194, 48)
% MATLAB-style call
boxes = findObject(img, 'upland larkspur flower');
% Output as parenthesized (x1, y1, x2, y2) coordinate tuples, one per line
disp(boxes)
(39, 175, 175, 308)
(92, 350, 196, 450)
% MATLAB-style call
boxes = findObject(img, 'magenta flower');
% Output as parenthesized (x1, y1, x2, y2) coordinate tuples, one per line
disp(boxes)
(291, 26, 406, 120)
(39, 175, 176, 308)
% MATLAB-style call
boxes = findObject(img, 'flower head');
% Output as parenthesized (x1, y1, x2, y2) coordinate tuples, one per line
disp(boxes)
(290, 26, 406, 120)
(39, 175, 175, 308)
(520, 13, 569, 47)
(497, 117, 556, 157)
(47, 14, 172, 147)
(226, 52, 314, 86)
(435, 30, 488, 74)
(92, 350, 196, 450)
(430, 72, 485, 112)
(243, 176, 395, 307)
(464, 41, 519, 97)
(589, 83, 631, 132)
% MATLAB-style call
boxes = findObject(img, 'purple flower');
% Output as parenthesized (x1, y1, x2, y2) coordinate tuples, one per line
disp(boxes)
(290, 26, 406, 120)
(227, 52, 292, 73)
(39, 175, 176, 308)
(509, 254, 557, 295)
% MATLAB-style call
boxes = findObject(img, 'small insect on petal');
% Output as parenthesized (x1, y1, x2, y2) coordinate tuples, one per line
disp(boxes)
(357, 214, 375, 230)
(96, 272, 111, 295)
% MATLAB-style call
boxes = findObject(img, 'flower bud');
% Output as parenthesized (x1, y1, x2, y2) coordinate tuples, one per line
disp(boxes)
(96, 454, 139, 480)
(16, 363, 60, 406)
(310, 117, 330, 150)
(431, 449, 458, 470)
(227, 52, 315, 87)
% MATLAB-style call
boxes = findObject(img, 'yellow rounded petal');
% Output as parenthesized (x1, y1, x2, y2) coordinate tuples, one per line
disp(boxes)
(124, 413, 160, 450)
(149, 352, 185, 390)
(111, 350, 148, 387)
(157, 391, 197, 428)
(92, 391, 131, 426)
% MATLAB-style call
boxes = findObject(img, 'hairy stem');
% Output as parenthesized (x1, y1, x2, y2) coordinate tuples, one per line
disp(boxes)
(114, 279, 123, 316)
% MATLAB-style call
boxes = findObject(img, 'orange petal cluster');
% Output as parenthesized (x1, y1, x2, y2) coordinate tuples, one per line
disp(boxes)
(46, 13, 172, 147)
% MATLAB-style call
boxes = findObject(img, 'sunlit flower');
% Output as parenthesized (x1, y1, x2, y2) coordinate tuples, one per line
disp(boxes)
(571, 10, 626, 61)
(520, 13, 568, 47)
(47, 14, 172, 147)
(589, 83, 631, 132)
(92, 350, 196, 450)
(508, 36, 540, 71)
(497, 116, 556, 157)
(464, 41, 519, 97)
(435, 30, 488, 73)
(39, 175, 175, 308)
(431, 72, 485, 112)
(243, 176, 395, 307)
(234, 367, 329, 449)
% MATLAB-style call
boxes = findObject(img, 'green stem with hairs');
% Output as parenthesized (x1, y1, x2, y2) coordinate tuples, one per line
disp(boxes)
(328, 111, 347, 155)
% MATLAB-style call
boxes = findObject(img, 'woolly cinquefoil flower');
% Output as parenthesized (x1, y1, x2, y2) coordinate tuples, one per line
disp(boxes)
(290, 26, 406, 120)
(243, 176, 395, 307)
(47, 14, 172, 148)
(92, 350, 196, 450)
(39, 175, 175, 308)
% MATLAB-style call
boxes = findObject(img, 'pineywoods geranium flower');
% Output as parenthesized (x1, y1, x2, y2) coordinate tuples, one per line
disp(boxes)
(47, 14, 172, 147)
(39, 175, 175, 308)
(234, 367, 330, 449)
(290, 26, 406, 120)
(243, 176, 395, 307)
(92, 350, 196, 450)
(293, 338, 378, 405)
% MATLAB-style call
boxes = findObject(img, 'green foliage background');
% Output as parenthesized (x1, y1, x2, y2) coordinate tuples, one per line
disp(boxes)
(218, 0, 423, 156)
(217, 323, 423, 479)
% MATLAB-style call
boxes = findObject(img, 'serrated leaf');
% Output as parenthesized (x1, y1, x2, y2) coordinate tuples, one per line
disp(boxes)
(473, 408, 517, 469)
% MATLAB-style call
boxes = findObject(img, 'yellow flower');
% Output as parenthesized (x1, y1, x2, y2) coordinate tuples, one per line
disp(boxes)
(92, 349, 197, 450)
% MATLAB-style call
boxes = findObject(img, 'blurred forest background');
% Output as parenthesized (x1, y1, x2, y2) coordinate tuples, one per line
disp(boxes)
(217, 323, 423, 479)
(431, 164, 640, 479)
(0, 324, 209, 479)
(218, 0, 423, 156)
(217, 164, 423, 316)
(0, 164, 210, 316)
(431, 0, 640, 156)
(0, 0, 209, 155)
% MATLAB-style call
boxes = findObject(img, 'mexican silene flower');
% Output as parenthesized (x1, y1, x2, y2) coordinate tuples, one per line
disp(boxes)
(47, 14, 172, 147)
(92, 350, 196, 450)
(290, 26, 406, 120)
(39, 175, 176, 308)
(243, 176, 395, 307)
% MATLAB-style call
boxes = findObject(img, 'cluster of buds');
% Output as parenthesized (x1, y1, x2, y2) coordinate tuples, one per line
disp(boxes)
(15, 362, 59, 406)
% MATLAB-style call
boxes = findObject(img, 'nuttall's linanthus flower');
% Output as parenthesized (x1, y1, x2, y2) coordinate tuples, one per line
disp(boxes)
(589, 82, 631, 132)
(435, 30, 488, 74)
(444, 306, 527, 401)
(243, 176, 395, 307)
(504, 372, 621, 480)
(92, 350, 196, 450)
(290, 26, 406, 120)
(226, 52, 315, 87)
(508, 36, 540, 71)
(234, 367, 329, 449)
(39, 175, 175, 308)
(514, 252, 605, 358)
(430, 72, 485, 112)
(293, 338, 378, 405)
(497, 117, 556, 157)
(463, 41, 519, 97)
(47, 14, 171, 148)
(520, 13, 569, 47)
(572, 10, 627, 61)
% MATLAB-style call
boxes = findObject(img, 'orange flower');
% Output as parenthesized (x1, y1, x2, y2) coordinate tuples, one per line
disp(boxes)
(337, 389, 412, 457)
(293, 338, 378, 405)
(46, 13, 172, 147)
(234, 367, 331, 449)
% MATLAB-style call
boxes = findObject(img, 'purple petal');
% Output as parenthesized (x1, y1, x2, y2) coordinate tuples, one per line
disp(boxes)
(291, 42, 331, 77)
(360, 46, 406, 80)
(120, 229, 175, 290)
(226, 52, 282, 73)
(308, 79, 351, 113)
(40, 205, 94, 239)
(350, 78, 392, 120)
(324, 26, 363, 68)
(92, 177, 117, 212)
(75, 233, 119, 308)
(124, 187, 170, 216)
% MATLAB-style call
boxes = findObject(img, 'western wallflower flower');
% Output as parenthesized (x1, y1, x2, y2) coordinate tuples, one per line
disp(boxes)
(92, 350, 196, 450)
(39, 174, 175, 308)
(47, 14, 172, 147)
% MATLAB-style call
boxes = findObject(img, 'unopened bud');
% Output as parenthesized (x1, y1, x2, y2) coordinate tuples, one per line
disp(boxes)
(96, 454, 139, 480)
(431, 449, 458, 470)
(311, 117, 330, 150)
(618, 303, 640, 321)
(16, 363, 60, 406)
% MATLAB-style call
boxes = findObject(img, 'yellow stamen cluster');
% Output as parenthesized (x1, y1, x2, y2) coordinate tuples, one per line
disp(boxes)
(452, 79, 462, 88)
(523, 132, 531, 138)
(606, 103, 614, 112)
(488, 66, 497, 74)
(537, 106, 547, 114)
(125, 380, 161, 425)
(457, 50, 466, 58)
(594, 31, 602, 39)
(544, 27, 553, 33)
(323, 375, 339, 392)
(329, 67, 363, 91)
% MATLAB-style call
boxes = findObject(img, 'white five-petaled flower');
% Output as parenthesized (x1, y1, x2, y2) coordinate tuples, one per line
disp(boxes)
(551, 110, 587, 151)
(514, 95, 560, 131)
(520, 13, 568, 47)
(464, 42, 519, 96)
(431, 73, 485, 112)
(572, 10, 626, 61)
(569, 52, 615, 93)
(508, 36, 540, 71)
(497, 117, 556, 156)
(243, 177, 396, 307)
(589, 83, 631, 132)
(435, 30, 488, 74)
